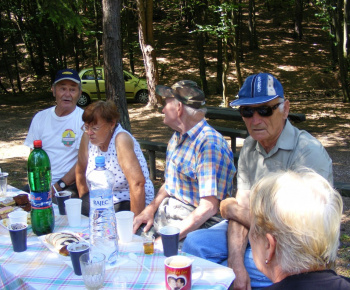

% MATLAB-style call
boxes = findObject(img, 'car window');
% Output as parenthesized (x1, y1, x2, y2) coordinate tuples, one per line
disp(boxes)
(82, 69, 103, 80)
(124, 73, 132, 81)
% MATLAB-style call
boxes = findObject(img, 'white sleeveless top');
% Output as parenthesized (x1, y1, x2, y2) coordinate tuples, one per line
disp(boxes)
(86, 124, 154, 205)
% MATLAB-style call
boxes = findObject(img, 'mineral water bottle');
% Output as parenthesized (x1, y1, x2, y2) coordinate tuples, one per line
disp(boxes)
(87, 156, 118, 265)
(27, 140, 55, 236)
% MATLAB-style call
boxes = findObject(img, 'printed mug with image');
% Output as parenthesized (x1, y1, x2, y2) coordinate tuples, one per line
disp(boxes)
(164, 255, 203, 290)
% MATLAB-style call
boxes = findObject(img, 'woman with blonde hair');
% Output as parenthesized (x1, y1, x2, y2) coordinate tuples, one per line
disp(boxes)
(249, 169, 350, 289)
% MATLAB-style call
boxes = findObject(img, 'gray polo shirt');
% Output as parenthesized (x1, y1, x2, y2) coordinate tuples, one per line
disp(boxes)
(237, 120, 333, 190)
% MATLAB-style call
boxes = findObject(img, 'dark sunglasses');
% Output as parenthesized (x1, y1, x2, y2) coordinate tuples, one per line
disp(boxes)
(239, 102, 284, 118)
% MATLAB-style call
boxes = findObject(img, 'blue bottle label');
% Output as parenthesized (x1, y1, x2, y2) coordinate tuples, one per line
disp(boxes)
(90, 190, 113, 209)
(30, 191, 52, 209)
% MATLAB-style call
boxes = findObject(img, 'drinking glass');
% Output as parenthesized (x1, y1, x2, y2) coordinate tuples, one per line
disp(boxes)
(79, 252, 106, 289)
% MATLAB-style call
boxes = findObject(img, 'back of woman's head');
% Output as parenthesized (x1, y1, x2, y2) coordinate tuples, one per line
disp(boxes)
(250, 169, 343, 274)
(82, 100, 120, 124)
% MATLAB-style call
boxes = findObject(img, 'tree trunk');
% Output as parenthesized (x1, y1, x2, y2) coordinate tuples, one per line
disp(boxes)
(342, 0, 349, 102)
(136, 0, 161, 108)
(248, 0, 258, 49)
(332, 0, 349, 102)
(102, 0, 131, 131)
(94, 0, 101, 66)
(233, 0, 243, 87)
(294, 0, 303, 39)
(222, 38, 229, 107)
(193, 1, 208, 94)
(125, 3, 135, 74)
(216, 37, 223, 95)
(196, 32, 208, 94)
(92, 61, 101, 100)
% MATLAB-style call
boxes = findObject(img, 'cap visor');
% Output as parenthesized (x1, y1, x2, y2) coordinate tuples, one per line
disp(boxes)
(230, 95, 280, 107)
(156, 85, 175, 98)
(54, 77, 80, 85)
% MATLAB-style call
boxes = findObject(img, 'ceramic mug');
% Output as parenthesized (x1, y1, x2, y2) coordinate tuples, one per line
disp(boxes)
(164, 255, 203, 290)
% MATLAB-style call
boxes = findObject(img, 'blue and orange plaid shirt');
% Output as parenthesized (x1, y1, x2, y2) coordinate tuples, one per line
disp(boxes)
(165, 119, 236, 207)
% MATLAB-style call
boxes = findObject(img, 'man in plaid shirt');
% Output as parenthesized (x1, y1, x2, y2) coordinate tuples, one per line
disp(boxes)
(133, 80, 236, 241)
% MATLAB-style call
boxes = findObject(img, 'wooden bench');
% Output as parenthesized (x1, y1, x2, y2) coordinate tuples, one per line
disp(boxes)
(138, 139, 240, 180)
(334, 181, 350, 198)
(212, 125, 249, 153)
(138, 140, 167, 180)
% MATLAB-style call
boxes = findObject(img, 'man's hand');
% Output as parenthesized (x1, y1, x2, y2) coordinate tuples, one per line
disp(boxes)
(231, 264, 251, 290)
(132, 208, 155, 234)
(220, 197, 238, 220)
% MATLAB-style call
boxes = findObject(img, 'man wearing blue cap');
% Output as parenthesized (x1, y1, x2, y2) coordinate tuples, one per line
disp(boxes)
(182, 73, 333, 289)
(24, 69, 84, 194)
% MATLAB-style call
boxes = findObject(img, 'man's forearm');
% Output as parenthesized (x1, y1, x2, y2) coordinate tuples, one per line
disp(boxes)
(227, 219, 251, 289)
(227, 219, 249, 268)
(178, 196, 218, 240)
(58, 164, 76, 185)
(146, 184, 169, 215)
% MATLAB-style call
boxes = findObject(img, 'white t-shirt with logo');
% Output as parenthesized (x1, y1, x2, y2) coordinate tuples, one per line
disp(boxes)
(24, 106, 84, 185)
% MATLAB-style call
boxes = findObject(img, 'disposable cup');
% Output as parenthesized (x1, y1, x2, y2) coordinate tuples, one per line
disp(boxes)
(64, 199, 82, 227)
(8, 211, 28, 225)
(8, 223, 27, 252)
(0, 172, 8, 197)
(142, 234, 155, 255)
(115, 211, 134, 243)
(55, 191, 72, 215)
(159, 226, 180, 257)
(67, 241, 90, 275)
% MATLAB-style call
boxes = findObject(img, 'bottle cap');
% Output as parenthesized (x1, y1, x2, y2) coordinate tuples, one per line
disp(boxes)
(95, 156, 105, 167)
(33, 140, 42, 148)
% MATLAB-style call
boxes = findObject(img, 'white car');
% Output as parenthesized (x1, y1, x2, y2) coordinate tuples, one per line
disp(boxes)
(77, 67, 149, 106)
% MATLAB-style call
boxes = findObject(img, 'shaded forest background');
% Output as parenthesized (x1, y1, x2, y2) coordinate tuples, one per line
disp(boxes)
(0, 0, 349, 102)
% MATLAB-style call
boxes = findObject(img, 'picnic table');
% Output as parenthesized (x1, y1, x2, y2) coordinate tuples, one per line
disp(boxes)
(0, 186, 236, 289)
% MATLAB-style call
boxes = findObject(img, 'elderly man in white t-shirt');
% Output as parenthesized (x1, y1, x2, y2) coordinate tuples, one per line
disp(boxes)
(24, 69, 84, 195)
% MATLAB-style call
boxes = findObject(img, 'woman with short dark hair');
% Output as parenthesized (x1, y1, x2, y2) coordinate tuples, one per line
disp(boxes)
(76, 100, 154, 216)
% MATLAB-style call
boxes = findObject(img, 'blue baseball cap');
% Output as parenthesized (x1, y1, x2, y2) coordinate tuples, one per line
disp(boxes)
(53, 69, 81, 85)
(230, 73, 284, 106)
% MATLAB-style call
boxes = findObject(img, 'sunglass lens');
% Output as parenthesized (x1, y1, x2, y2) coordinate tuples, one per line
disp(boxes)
(240, 107, 254, 118)
(257, 107, 273, 117)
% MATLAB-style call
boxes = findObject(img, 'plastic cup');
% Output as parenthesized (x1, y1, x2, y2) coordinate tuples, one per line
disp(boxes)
(115, 211, 134, 243)
(142, 234, 155, 255)
(67, 241, 90, 276)
(64, 199, 82, 227)
(80, 252, 106, 289)
(8, 211, 28, 225)
(55, 191, 72, 215)
(159, 226, 180, 257)
(0, 172, 8, 197)
(8, 223, 28, 252)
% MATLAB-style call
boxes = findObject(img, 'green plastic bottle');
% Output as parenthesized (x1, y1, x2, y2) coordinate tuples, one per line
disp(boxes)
(27, 140, 55, 236)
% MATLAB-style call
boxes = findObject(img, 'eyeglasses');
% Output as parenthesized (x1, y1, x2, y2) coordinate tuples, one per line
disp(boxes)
(81, 123, 106, 133)
(239, 102, 284, 118)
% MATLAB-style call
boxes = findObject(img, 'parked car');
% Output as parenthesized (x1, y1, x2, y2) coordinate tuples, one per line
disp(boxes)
(77, 67, 149, 106)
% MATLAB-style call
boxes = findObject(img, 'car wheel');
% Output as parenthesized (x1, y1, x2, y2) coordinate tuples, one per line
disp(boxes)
(77, 93, 91, 107)
(136, 90, 149, 103)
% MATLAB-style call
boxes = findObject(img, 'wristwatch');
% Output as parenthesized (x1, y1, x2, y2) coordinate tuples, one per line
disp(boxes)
(57, 179, 67, 190)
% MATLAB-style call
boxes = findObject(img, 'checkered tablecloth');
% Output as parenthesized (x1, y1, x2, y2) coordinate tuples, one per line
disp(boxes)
(0, 186, 235, 289)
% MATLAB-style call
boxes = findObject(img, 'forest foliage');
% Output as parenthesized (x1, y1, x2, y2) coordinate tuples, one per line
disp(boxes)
(0, 0, 349, 103)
